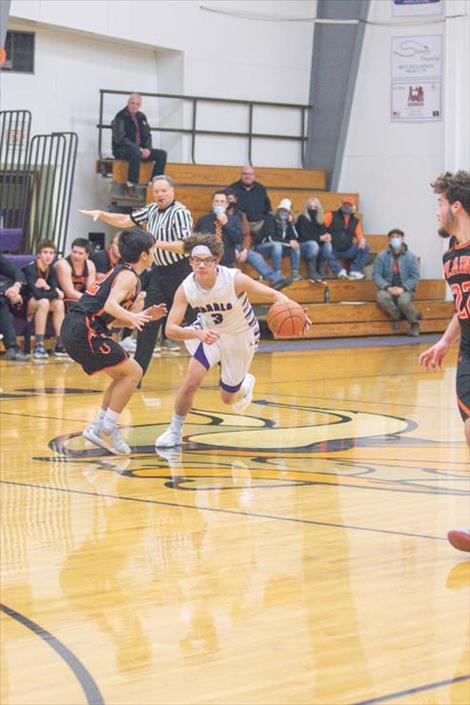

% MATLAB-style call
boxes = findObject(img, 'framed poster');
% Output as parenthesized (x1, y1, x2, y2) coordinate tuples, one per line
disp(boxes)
(392, 0, 443, 17)
(392, 35, 442, 80)
(391, 80, 442, 121)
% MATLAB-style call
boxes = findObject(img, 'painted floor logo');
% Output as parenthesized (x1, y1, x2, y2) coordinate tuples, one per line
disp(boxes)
(42, 402, 469, 495)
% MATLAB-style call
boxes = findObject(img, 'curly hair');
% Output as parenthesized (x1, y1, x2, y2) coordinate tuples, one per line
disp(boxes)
(431, 171, 470, 215)
(183, 232, 224, 259)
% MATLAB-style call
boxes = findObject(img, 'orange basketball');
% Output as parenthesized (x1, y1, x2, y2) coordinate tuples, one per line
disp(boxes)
(267, 300, 306, 338)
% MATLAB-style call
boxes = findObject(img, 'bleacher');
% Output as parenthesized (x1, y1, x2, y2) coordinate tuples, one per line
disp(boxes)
(104, 161, 450, 340)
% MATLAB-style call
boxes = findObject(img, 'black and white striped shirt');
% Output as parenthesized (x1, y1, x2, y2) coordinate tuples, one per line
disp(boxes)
(131, 201, 192, 267)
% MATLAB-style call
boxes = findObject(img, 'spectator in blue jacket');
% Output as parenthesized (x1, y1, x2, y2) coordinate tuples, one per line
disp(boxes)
(372, 228, 421, 336)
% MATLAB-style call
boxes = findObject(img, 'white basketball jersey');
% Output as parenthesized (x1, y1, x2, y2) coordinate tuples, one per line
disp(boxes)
(182, 266, 258, 335)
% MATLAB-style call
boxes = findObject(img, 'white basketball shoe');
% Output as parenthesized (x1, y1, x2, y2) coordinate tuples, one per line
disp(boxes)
(232, 373, 256, 413)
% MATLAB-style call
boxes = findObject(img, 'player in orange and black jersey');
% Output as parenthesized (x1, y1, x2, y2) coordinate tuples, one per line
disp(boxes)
(60, 228, 167, 455)
(419, 170, 470, 447)
(55, 238, 96, 310)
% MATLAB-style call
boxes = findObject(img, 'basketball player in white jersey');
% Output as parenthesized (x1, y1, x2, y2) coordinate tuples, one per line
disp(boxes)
(154, 233, 305, 447)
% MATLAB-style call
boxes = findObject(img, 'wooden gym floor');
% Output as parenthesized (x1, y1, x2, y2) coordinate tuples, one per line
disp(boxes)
(1, 341, 469, 705)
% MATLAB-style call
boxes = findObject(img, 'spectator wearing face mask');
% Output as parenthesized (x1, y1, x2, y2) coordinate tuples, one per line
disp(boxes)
(195, 191, 243, 267)
(254, 198, 301, 280)
(372, 228, 421, 336)
(323, 198, 370, 279)
(295, 198, 332, 281)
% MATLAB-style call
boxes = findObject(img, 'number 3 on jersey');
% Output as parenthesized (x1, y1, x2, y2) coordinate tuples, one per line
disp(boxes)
(211, 313, 224, 324)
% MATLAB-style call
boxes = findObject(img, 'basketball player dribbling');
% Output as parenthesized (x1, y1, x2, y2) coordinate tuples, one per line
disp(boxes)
(417, 171, 470, 552)
(60, 228, 167, 455)
(154, 232, 307, 448)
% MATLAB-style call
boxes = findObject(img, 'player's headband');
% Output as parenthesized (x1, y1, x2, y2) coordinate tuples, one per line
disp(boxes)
(191, 245, 213, 257)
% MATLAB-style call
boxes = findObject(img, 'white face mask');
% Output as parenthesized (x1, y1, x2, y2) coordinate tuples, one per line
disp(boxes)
(213, 205, 226, 216)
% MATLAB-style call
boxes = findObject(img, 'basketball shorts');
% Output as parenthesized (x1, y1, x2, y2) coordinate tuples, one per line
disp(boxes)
(456, 350, 470, 422)
(60, 310, 128, 376)
(184, 325, 259, 392)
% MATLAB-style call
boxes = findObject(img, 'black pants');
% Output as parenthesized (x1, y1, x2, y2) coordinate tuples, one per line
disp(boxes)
(113, 145, 167, 185)
(135, 258, 194, 377)
(0, 296, 18, 349)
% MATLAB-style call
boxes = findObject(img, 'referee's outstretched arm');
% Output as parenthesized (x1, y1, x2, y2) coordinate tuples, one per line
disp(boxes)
(79, 209, 134, 229)
(154, 239, 185, 254)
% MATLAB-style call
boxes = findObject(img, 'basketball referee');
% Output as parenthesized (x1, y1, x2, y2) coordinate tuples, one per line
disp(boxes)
(79, 175, 193, 379)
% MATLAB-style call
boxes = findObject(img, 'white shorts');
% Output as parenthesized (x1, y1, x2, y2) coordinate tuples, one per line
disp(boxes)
(185, 326, 259, 392)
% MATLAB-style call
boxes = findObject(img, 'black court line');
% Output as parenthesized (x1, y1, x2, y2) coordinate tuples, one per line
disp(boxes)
(352, 673, 470, 705)
(0, 479, 448, 542)
(0, 603, 104, 705)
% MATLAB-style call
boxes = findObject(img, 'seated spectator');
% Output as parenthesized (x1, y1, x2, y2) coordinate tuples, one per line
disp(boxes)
(90, 231, 122, 283)
(0, 253, 30, 360)
(295, 197, 332, 281)
(22, 240, 66, 359)
(254, 199, 301, 280)
(55, 238, 96, 309)
(223, 187, 251, 262)
(229, 166, 272, 239)
(323, 197, 370, 279)
(112, 93, 167, 199)
(195, 191, 243, 267)
(220, 189, 287, 289)
(372, 228, 421, 336)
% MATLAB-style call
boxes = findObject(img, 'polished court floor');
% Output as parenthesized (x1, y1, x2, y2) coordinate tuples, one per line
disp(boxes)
(1, 341, 469, 705)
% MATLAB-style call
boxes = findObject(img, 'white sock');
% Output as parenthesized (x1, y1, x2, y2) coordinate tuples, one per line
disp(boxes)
(103, 409, 120, 431)
(170, 413, 185, 431)
(95, 408, 107, 424)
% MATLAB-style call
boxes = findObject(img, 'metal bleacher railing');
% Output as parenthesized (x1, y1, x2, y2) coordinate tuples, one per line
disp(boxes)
(97, 89, 311, 167)
(0, 110, 78, 254)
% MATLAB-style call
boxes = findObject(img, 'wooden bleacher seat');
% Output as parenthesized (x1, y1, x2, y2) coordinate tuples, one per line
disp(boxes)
(98, 159, 450, 340)
(112, 160, 155, 185)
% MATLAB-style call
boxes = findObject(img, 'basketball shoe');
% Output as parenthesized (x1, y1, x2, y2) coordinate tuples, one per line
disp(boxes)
(155, 426, 183, 448)
(232, 373, 255, 413)
(83, 424, 131, 455)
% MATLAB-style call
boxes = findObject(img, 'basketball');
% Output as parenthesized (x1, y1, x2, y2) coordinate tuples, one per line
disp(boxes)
(267, 300, 306, 337)
(447, 529, 470, 552)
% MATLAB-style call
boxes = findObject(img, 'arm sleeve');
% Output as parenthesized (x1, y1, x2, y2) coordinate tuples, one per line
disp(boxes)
(131, 205, 150, 226)
(264, 188, 272, 214)
(22, 264, 57, 300)
(354, 220, 364, 238)
(0, 255, 26, 284)
(287, 222, 299, 241)
(172, 207, 193, 240)
(372, 253, 389, 290)
(224, 216, 243, 245)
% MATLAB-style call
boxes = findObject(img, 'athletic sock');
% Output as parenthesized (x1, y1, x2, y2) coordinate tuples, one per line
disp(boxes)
(170, 413, 185, 431)
(36, 335, 44, 345)
(95, 408, 107, 425)
(102, 408, 120, 432)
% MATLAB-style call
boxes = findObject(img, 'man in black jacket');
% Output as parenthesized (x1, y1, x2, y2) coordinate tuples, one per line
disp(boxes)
(112, 93, 167, 198)
(0, 254, 30, 360)
(229, 166, 272, 239)
(195, 191, 243, 267)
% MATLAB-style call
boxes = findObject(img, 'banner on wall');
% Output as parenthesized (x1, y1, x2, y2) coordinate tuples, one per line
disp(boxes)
(391, 80, 441, 121)
(392, 0, 443, 16)
(392, 35, 442, 80)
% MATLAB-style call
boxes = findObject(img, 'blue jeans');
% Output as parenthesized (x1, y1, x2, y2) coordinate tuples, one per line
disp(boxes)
(300, 241, 332, 277)
(255, 241, 300, 275)
(246, 249, 280, 283)
(329, 242, 370, 275)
